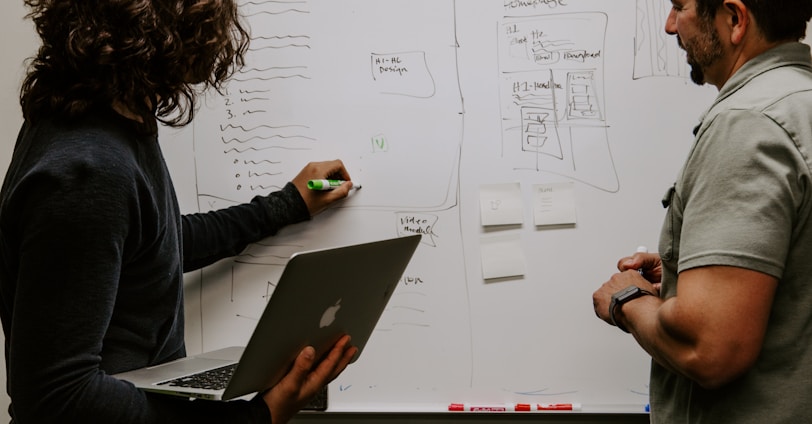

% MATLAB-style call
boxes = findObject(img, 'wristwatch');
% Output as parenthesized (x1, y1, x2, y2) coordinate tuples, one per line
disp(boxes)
(609, 285, 653, 333)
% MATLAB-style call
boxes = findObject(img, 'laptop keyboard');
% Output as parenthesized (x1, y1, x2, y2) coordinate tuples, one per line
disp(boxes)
(157, 363, 237, 390)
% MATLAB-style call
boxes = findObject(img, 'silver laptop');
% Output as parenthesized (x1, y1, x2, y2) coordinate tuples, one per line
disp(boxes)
(113, 234, 421, 401)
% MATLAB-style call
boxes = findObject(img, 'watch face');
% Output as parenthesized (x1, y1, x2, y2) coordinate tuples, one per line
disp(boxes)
(613, 286, 641, 303)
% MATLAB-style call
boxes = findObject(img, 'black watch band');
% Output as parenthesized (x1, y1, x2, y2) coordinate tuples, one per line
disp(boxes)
(609, 285, 654, 333)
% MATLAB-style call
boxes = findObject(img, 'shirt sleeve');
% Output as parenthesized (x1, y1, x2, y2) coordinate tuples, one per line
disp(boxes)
(181, 182, 310, 272)
(677, 108, 804, 278)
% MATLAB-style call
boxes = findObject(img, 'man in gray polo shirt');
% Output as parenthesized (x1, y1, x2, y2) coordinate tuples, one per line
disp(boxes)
(593, 1, 812, 423)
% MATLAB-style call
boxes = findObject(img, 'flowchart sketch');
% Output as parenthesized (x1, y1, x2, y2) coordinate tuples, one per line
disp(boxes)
(498, 12, 619, 193)
(634, 0, 690, 79)
(193, 0, 464, 213)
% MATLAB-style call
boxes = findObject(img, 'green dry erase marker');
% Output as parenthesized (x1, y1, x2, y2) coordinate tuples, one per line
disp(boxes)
(307, 179, 342, 190)
(307, 179, 361, 190)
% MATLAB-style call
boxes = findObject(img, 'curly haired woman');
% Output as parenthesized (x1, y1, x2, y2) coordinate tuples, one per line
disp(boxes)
(0, 1, 357, 422)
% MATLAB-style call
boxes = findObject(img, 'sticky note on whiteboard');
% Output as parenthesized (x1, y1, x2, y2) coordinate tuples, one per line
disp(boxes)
(533, 182, 577, 226)
(480, 234, 526, 280)
(479, 183, 523, 226)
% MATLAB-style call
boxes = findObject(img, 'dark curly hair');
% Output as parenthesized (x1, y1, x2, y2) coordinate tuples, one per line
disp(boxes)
(20, 0, 249, 134)
(695, 0, 812, 42)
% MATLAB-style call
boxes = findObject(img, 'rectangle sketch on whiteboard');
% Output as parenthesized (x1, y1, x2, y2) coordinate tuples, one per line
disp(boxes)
(498, 12, 619, 193)
(193, 0, 464, 213)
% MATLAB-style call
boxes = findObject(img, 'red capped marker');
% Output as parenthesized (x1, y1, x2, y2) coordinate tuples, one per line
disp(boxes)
(537, 403, 582, 411)
(449, 403, 532, 412)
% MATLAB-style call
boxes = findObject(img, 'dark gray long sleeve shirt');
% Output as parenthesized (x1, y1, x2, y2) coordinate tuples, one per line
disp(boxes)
(0, 111, 309, 423)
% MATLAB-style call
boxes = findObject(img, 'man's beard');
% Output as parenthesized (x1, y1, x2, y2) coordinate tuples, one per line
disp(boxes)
(678, 23, 724, 85)
(687, 57, 706, 85)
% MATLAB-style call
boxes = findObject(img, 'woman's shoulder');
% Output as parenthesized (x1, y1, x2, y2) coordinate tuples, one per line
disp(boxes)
(19, 113, 155, 178)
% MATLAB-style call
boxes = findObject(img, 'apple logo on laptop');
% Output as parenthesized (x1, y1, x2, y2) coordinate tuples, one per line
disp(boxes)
(320, 298, 341, 328)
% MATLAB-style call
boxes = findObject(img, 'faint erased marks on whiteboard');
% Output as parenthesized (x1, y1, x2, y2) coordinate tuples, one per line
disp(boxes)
(378, 286, 431, 331)
(633, 0, 690, 79)
(498, 12, 619, 193)
(371, 51, 437, 98)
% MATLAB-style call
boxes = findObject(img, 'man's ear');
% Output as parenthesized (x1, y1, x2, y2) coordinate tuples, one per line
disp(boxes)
(722, 0, 750, 45)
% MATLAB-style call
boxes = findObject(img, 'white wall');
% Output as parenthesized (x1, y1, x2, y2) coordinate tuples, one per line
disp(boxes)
(0, 2, 35, 422)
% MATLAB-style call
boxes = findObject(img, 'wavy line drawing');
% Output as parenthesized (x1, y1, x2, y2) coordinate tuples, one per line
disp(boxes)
(248, 43, 311, 51)
(240, 65, 308, 73)
(245, 9, 310, 17)
(219, 123, 309, 131)
(223, 146, 312, 154)
(247, 170, 282, 177)
(251, 35, 310, 41)
(243, 1, 306, 5)
(237, 88, 271, 94)
(232, 75, 311, 82)
(249, 184, 281, 191)
(221, 135, 316, 144)
(238, 97, 270, 102)
(243, 159, 281, 165)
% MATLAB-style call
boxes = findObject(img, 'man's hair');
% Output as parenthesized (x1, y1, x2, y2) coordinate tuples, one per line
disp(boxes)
(695, 0, 812, 42)
(20, 0, 249, 133)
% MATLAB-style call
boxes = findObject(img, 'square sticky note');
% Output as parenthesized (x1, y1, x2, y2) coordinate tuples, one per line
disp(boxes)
(533, 182, 577, 226)
(480, 234, 526, 280)
(479, 183, 523, 226)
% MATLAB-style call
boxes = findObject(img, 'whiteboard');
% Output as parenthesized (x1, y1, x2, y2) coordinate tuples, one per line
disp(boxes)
(159, 0, 719, 413)
(0, 0, 720, 416)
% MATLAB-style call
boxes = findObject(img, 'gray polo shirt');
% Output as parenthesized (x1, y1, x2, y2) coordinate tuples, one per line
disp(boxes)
(651, 42, 812, 423)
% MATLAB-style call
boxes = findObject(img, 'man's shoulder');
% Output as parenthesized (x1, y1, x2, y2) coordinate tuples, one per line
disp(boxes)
(704, 61, 812, 128)
(740, 66, 812, 107)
